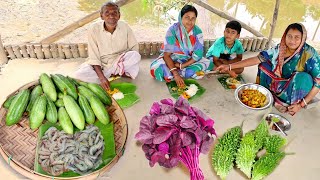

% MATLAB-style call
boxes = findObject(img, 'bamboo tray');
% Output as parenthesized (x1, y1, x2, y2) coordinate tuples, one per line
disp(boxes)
(0, 80, 128, 179)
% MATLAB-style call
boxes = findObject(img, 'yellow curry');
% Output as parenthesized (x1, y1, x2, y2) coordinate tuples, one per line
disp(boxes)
(240, 89, 267, 108)
(107, 88, 120, 95)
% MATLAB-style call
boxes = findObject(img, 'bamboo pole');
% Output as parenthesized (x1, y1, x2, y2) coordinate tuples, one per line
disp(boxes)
(40, 0, 134, 44)
(242, 38, 249, 51)
(50, 44, 59, 58)
(157, 41, 162, 54)
(78, 43, 87, 58)
(266, 0, 280, 48)
(34, 44, 45, 59)
(5, 45, 15, 59)
(19, 44, 29, 58)
(12, 45, 23, 58)
(63, 45, 72, 59)
(256, 37, 263, 50)
(209, 40, 215, 47)
(58, 44, 65, 59)
(151, 42, 158, 56)
(84, 44, 88, 57)
(251, 38, 258, 51)
(145, 42, 151, 57)
(70, 44, 80, 58)
(312, 20, 320, 41)
(190, 0, 264, 37)
(27, 44, 37, 58)
(0, 35, 8, 64)
(204, 40, 209, 54)
(239, 38, 244, 45)
(246, 38, 254, 51)
(139, 42, 145, 56)
(42, 44, 53, 59)
(260, 38, 268, 50)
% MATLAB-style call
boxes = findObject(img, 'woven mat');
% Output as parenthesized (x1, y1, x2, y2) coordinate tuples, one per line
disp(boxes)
(0, 111, 37, 169)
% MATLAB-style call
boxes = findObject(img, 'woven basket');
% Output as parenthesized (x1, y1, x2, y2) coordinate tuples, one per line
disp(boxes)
(0, 80, 128, 179)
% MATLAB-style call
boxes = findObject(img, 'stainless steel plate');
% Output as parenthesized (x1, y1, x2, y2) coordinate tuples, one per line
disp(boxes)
(265, 113, 291, 131)
(234, 83, 274, 110)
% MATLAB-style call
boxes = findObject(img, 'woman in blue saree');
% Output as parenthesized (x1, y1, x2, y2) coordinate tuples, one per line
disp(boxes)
(150, 5, 213, 87)
(217, 23, 320, 115)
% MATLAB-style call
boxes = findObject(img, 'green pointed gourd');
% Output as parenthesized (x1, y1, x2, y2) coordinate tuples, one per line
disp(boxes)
(78, 94, 95, 124)
(58, 107, 74, 134)
(26, 85, 43, 112)
(87, 83, 112, 106)
(30, 95, 47, 130)
(3, 95, 16, 109)
(40, 73, 57, 102)
(63, 95, 85, 130)
(46, 96, 58, 123)
(89, 96, 110, 125)
(6, 89, 30, 126)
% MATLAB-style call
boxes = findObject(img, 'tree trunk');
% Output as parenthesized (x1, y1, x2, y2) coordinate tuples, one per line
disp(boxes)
(190, 0, 264, 37)
(266, 0, 280, 48)
(312, 20, 320, 41)
(40, 0, 134, 44)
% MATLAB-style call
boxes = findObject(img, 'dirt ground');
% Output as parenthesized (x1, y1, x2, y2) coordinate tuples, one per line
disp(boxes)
(0, 55, 320, 180)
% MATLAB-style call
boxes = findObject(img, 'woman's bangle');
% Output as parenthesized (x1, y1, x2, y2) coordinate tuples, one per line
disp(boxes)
(302, 98, 308, 108)
(180, 63, 182, 70)
(169, 67, 177, 72)
(228, 64, 232, 71)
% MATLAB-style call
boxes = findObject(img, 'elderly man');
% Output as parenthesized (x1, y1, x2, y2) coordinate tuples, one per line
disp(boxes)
(75, 2, 141, 90)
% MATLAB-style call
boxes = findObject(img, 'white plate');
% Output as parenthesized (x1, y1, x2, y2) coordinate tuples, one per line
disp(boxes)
(234, 83, 274, 110)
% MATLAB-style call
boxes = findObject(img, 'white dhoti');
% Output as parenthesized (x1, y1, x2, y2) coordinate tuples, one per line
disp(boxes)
(74, 51, 141, 83)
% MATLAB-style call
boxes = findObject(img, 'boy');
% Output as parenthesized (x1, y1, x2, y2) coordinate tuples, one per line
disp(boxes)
(206, 20, 244, 74)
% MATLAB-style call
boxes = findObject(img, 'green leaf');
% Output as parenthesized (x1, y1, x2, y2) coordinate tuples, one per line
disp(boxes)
(110, 82, 137, 94)
(217, 75, 245, 89)
(115, 93, 140, 108)
(110, 82, 140, 108)
(95, 121, 116, 162)
(166, 79, 206, 102)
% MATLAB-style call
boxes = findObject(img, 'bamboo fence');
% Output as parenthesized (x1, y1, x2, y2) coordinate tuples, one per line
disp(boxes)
(0, 37, 269, 61)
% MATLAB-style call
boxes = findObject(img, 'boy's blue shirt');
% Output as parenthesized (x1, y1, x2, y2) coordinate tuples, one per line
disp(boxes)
(206, 37, 244, 59)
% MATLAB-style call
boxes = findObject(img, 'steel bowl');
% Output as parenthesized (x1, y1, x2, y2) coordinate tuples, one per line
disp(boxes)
(265, 113, 291, 131)
(234, 83, 274, 110)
